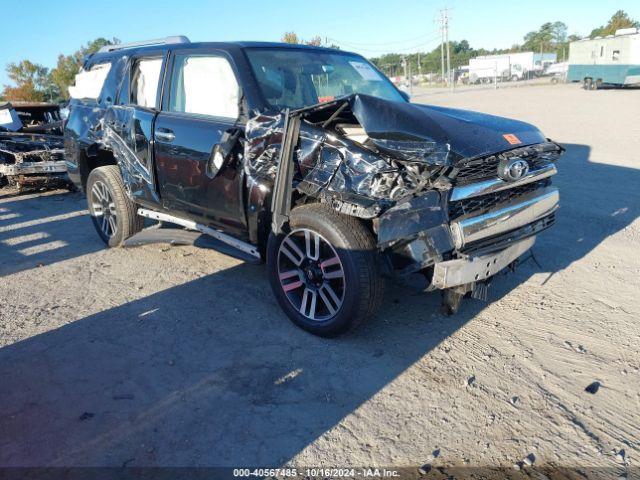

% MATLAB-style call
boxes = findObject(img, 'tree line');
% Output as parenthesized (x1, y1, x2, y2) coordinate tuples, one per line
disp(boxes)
(370, 10, 638, 78)
(1, 38, 117, 103)
(2, 10, 638, 103)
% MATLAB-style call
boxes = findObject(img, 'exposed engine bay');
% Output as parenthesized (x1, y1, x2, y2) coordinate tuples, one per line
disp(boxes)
(0, 103, 67, 190)
(246, 93, 562, 296)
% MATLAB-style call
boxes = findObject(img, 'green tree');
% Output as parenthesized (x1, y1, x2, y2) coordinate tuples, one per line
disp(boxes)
(523, 21, 567, 53)
(306, 36, 322, 47)
(49, 37, 118, 100)
(280, 32, 326, 47)
(1, 60, 50, 102)
(281, 32, 300, 44)
(590, 10, 639, 37)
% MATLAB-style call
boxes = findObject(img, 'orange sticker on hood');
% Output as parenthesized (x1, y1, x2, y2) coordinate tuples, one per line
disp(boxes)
(503, 133, 522, 145)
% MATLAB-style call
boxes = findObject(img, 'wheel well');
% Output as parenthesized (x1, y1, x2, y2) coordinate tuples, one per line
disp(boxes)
(80, 146, 117, 190)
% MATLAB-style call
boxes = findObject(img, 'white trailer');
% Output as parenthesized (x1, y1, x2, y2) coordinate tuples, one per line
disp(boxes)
(567, 28, 640, 88)
(469, 51, 557, 84)
(469, 56, 513, 84)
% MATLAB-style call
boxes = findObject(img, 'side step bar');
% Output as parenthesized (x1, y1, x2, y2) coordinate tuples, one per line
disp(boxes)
(137, 208, 261, 260)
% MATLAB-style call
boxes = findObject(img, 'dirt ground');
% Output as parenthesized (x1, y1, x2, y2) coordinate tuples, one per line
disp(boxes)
(0, 84, 638, 473)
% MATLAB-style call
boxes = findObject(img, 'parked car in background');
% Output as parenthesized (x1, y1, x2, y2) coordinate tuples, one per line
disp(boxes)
(546, 62, 568, 83)
(65, 37, 562, 336)
(0, 102, 67, 190)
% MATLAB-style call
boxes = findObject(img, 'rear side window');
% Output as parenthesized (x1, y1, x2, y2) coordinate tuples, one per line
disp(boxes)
(68, 63, 112, 100)
(131, 58, 163, 108)
(167, 54, 239, 119)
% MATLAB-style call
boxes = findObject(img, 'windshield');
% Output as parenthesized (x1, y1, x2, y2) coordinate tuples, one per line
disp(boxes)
(245, 48, 405, 110)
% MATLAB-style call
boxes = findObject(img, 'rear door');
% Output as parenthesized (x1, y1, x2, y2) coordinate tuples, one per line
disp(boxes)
(154, 48, 247, 237)
(104, 52, 166, 206)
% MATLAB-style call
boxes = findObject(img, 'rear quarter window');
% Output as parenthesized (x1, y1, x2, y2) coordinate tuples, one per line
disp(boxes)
(131, 58, 163, 108)
(68, 63, 112, 101)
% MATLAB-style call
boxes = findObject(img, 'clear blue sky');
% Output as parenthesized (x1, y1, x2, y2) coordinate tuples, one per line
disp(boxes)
(1, 0, 638, 87)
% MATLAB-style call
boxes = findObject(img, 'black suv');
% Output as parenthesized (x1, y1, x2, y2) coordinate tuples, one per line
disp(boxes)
(64, 36, 561, 336)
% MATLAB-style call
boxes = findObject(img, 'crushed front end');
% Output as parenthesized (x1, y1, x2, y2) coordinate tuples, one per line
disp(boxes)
(0, 133, 67, 190)
(245, 93, 561, 312)
(0, 102, 67, 191)
(378, 141, 561, 310)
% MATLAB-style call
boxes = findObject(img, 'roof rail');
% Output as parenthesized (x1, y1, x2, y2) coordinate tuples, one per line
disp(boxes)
(98, 36, 190, 53)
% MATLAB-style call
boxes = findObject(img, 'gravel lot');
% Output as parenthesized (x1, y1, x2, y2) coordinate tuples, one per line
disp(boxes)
(1, 84, 638, 472)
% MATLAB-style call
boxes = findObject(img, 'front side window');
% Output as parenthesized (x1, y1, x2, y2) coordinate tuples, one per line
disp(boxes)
(245, 48, 405, 110)
(168, 54, 239, 119)
(131, 58, 163, 108)
(612, 50, 620, 61)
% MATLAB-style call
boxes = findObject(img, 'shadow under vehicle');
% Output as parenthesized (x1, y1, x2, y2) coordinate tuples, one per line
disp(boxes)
(64, 36, 563, 336)
(4, 140, 640, 470)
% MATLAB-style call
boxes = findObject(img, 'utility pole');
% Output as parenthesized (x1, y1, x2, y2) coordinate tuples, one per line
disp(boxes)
(439, 11, 445, 85)
(402, 55, 408, 86)
(444, 8, 452, 88)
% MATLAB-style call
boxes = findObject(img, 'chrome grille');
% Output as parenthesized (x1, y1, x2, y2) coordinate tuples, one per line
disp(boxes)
(449, 179, 550, 219)
(461, 212, 556, 255)
(454, 142, 562, 184)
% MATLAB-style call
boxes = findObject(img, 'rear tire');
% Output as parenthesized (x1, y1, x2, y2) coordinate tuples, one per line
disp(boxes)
(267, 203, 383, 337)
(86, 165, 143, 247)
(583, 78, 592, 90)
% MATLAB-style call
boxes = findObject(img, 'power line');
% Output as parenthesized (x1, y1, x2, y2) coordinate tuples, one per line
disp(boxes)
(330, 34, 442, 54)
(327, 30, 440, 48)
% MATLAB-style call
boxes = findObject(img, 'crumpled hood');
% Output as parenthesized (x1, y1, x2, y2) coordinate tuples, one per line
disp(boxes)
(349, 94, 547, 160)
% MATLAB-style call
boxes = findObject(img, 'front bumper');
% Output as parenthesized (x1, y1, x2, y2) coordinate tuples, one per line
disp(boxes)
(431, 236, 535, 289)
(0, 160, 67, 176)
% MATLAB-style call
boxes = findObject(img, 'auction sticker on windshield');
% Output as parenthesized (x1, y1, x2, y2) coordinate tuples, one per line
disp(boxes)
(349, 61, 383, 81)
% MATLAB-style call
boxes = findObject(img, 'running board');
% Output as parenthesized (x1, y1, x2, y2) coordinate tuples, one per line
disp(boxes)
(137, 208, 261, 261)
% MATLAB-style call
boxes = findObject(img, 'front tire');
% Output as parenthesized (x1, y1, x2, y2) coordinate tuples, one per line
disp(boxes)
(267, 204, 383, 337)
(86, 165, 142, 247)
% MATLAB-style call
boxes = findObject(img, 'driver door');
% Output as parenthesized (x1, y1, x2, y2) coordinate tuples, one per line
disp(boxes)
(153, 49, 247, 237)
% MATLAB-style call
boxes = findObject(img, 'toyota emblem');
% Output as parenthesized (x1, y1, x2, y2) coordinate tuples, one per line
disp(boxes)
(498, 157, 529, 182)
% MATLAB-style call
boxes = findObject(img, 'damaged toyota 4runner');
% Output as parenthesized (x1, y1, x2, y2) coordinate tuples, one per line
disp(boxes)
(65, 37, 562, 336)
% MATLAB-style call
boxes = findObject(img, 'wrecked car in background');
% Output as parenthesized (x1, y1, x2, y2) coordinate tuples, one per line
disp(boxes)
(0, 102, 67, 190)
(65, 37, 562, 336)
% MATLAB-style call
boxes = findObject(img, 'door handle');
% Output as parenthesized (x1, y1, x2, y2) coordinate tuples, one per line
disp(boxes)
(155, 128, 175, 143)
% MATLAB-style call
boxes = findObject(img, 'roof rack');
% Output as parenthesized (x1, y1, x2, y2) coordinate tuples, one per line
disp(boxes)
(98, 36, 190, 53)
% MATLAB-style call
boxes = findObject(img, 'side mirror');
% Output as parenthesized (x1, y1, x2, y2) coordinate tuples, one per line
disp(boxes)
(206, 128, 242, 178)
(207, 144, 228, 178)
(399, 89, 411, 102)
